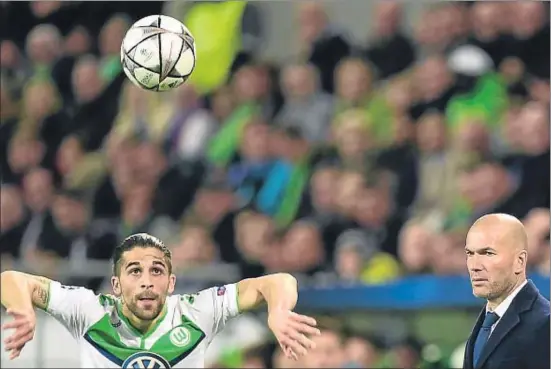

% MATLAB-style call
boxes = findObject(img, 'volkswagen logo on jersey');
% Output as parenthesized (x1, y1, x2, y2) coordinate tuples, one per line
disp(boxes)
(122, 352, 171, 369)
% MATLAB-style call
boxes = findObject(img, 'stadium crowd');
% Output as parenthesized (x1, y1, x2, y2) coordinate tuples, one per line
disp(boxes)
(0, 1, 550, 368)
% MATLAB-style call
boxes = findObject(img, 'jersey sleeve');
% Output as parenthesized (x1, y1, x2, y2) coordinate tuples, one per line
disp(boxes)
(46, 281, 103, 339)
(181, 284, 240, 340)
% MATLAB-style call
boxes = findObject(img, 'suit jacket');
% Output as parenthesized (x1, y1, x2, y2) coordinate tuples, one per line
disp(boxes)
(463, 280, 550, 369)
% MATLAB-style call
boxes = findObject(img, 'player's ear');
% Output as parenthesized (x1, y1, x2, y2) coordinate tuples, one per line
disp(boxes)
(112, 276, 121, 296)
(514, 249, 527, 274)
(168, 274, 176, 295)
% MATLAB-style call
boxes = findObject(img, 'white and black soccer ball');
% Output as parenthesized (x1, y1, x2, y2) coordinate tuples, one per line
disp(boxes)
(120, 15, 196, 92)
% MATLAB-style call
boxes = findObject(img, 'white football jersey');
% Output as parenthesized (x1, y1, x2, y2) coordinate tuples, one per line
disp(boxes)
(46, 281, 240, 368)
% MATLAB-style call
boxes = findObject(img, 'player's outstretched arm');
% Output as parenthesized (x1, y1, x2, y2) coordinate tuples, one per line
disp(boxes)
(236, 272, 299, 313)
(0, 271, 52, 360)
(1, 271, 52, 312)
(2, 270, 99, 359)
(236, 273, 320, 361)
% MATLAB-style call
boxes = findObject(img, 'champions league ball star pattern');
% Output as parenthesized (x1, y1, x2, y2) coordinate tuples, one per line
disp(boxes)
(120, 15, 196, 92)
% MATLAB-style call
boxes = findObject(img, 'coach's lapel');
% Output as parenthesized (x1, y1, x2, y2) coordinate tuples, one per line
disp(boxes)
(465, 308, 485, 369)
(475, 309, 520, 368)
(475, 282, 535, 368)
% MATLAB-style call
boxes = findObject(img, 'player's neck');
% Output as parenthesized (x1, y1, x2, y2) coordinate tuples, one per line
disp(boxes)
(121, 303, 168, 335)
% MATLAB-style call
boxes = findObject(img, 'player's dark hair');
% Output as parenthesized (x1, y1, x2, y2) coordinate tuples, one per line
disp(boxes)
(112, 233, 172, 276)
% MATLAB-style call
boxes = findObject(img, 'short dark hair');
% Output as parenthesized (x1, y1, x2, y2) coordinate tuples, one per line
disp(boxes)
(113, 233, 172, 276)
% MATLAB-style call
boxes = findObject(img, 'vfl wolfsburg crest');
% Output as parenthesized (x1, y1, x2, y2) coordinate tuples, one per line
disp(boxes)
(122, 352, 171, 368)
(169, 326, 191, 347)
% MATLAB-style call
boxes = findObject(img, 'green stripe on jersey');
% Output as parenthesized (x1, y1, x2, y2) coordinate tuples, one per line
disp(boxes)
(85, 314, 206, 364)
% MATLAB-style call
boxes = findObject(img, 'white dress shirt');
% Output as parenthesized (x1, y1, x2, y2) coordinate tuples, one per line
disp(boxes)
(486, 280, 528, 334)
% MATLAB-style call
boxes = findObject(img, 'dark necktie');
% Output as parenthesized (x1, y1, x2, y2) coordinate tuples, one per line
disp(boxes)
(473, 312, 500, 367)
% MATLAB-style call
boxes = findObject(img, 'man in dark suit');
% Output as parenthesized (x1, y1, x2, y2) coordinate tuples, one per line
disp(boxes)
(464, 213, 550, 369)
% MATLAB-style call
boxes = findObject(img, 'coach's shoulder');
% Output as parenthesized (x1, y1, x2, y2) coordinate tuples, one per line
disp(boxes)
(533, 293, 551, 316)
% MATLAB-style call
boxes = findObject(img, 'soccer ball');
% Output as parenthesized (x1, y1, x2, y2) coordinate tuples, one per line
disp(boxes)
(120, 15, 196, 92)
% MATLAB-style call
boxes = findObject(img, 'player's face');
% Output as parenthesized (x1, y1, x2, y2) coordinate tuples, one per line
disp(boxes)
(465, 230, 522, 301)
(112, 247, 175, 321)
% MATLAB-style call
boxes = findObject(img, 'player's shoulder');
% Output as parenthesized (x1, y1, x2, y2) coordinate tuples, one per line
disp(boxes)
(50, 281, 117, 311)
(174, 285, 237, 310)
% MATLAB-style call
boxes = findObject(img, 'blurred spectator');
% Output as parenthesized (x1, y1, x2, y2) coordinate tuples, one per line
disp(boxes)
(504, 101, 550, 208)
(343, 332, 384, 368)
(455, 158, 536, 226)
(7, 130, 45, 185)
(413, 6, 452, 57)
(171, 224, 217, 272)
(132, 140, 201, 221)
(52, 25, 94, 106)
(111, 81, 175, 143)
(327, 110, 377, 171)
(409, 55, 458, 120)
(64, 26, 92, 57)
(69, 55, 125, 152)
(296, 1, 351, 94)
(228, 122, 275, 209)
(98, 14, 130, 82)
(300, 324, 345, 368)
(278, 221, 325, 275)
(264, 126, 315, 226)
(523, 208, 551, 276)
(240, 344, 270, 369)
(429, 231, 467, 275)
(25, 23, 63, 79)
(384, 77, 414, 117)
(234, 211, 274, 278)
(306, 165, 341, 227)
(388, 337, 425, 369)
(71, 55, 106, 107)
(334, 58, 394, 145)
(56, 135, 86, 183)
(0, 80, 21, 182)
(507, 2, 550, 80)
(18, 79, 70, 175)
(32, 188, 90, 261)
(364, 2, 415, 80)
(1, 40, 32, 98)
(409, 112, 456, 228)
(333, 229, 401, 284)
(275, 62, 334, 144)
(350, 183, 405, 256)
(467, 3, 512, 69)
(18, 168, 55, 257)
(210, 85, 236, 124)
(119, 183, 155, 238)
(207, 66, 268, 168)
(398, 221, 434, 274)
(163, 84, 217, 163)
(0, 186, 27, 259)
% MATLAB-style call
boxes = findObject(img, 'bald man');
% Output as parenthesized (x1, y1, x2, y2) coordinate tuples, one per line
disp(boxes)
(463, 213, 550, 369)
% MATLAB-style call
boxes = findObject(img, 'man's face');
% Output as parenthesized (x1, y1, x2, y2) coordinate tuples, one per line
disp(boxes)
(23, 168, 53, 213)
(465, 228, 525, 301)
(52, 195, 87, 232)
(112, 247, 175, 321)
(310, 168, 339, 211)
(302, 330, 343, 368)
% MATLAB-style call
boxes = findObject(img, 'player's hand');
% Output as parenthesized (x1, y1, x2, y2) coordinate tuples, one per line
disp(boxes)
(1, 308, 37, 360)
(267, 309, 320, 361)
